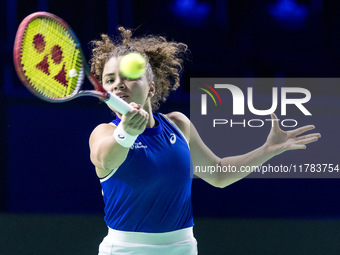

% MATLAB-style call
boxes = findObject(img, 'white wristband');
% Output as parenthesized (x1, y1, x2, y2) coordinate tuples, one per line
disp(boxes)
(113, 122, 138, 148)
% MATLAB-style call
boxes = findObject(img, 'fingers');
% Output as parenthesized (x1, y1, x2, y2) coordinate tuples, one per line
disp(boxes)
(124, 103, 145, 121)
(122, 103, 149, 135)
(289, 133, 321, 150)
(295, 133, 321, 141)
(270, 112, 278, 124)
(296, 135, 320, 145)
(125, 110, 148, 127)
(270, 112, 281, 129)
(290, 125, 316, 137)
(133, 112, 149, 128)
(289, 144, 307, 150)
(130, 102, 141, 110)
(271, 112, 278, 120)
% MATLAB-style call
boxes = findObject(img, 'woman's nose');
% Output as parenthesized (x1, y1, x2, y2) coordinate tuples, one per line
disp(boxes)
(114, 82, 126, 91)
(110, 78, 126, 92)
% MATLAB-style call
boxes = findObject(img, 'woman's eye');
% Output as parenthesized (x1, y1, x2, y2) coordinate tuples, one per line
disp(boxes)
(125, 77, 139, 82)
(106, 78, 115, 84)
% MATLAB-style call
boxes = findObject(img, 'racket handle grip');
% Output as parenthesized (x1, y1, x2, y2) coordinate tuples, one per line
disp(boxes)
(104, 92, 133, 115)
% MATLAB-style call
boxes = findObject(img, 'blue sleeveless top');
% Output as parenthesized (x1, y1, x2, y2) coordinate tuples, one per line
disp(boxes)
(100, 112, 194, 233)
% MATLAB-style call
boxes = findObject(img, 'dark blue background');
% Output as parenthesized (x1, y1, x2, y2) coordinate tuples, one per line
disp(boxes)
(1, 0, 340, 219)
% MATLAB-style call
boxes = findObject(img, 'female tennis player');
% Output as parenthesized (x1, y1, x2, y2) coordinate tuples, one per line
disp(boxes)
(89, 27, 320, 255)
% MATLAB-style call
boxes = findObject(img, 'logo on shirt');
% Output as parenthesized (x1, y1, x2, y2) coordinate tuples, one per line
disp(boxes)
(131, 142, 148, 150)
(170, 133, 176, 144)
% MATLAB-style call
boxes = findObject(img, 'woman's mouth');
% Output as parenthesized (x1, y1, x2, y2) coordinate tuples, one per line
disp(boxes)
(117, 94, 129, 100)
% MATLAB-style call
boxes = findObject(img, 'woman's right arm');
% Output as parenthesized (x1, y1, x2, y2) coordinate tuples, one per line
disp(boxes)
(89, 123, 130, 178)
(89, 106, 149, 178)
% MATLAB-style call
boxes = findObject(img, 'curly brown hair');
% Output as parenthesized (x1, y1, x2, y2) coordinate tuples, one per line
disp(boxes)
(90, 27, 188, 111)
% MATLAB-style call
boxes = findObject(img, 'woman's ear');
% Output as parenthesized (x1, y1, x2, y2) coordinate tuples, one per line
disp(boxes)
(149, 82, 155, 97)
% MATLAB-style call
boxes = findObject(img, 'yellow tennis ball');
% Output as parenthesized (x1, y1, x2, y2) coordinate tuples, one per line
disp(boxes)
(119, 52, 146, 79)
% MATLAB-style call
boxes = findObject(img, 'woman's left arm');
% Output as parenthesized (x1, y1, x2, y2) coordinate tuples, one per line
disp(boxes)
(169, 112, 321, 188)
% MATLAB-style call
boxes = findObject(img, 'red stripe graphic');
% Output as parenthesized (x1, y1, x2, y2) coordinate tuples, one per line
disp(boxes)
(203, 83, 222, 106)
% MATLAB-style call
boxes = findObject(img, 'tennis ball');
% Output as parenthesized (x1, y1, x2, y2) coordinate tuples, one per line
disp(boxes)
(68, 69, 78, 77)
(119, 52, 146, 79)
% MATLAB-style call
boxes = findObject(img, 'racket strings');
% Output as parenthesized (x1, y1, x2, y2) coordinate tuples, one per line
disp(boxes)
(20, 17, 83, 100)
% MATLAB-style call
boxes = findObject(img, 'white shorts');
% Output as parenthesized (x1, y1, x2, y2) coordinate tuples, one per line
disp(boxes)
(98, 227, 198, 255)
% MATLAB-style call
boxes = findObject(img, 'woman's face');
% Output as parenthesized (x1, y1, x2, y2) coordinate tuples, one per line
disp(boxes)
(102, 56, 154, 112)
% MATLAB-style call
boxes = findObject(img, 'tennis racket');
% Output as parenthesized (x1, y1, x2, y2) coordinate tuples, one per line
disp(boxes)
(13, 11, 132, 115)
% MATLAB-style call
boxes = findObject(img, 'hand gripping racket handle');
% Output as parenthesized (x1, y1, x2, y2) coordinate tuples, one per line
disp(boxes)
(104, 92, 133, 115)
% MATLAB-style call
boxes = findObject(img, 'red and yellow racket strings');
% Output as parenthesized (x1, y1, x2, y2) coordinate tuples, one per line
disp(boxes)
(20, 17, 82, 99)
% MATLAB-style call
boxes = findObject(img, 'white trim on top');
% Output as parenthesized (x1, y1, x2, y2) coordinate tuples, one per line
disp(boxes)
(100, 168, 118, 183)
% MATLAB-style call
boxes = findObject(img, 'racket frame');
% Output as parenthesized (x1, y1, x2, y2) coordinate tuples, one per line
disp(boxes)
(14, 12, 133, 114)
(13, 11, 109, 103)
